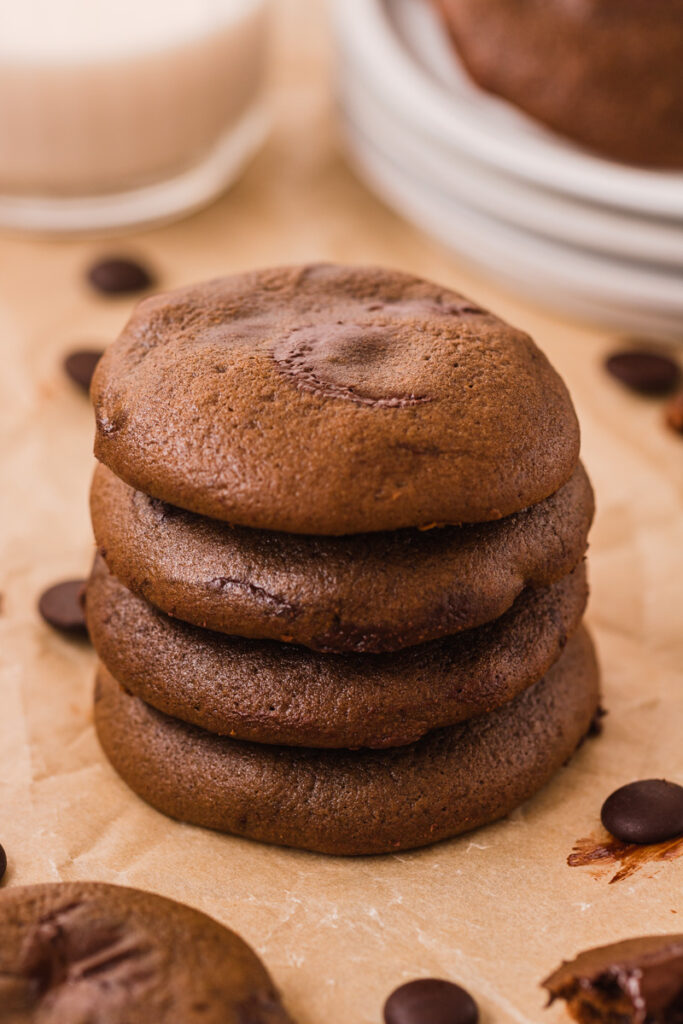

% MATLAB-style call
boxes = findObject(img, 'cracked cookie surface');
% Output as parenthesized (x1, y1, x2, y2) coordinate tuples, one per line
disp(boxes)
(91, 461, 593, 652)
(91, 264, 579, 534)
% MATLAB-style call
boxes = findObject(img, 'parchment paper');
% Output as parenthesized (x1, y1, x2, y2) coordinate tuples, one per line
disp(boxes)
(1, 3, 682, 1022)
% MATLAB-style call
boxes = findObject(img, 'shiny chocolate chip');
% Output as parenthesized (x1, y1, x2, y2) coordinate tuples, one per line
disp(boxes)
(605, 350, 680, 396)
(384, 979, 478, 1024)
(0, 844, 6, 882)
(601, 779, 683, 844)
(38, 580, 88, 636)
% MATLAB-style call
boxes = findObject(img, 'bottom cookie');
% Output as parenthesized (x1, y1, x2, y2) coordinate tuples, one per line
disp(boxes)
(0, 882, 291, 1023)
(95, 628, 600, 856)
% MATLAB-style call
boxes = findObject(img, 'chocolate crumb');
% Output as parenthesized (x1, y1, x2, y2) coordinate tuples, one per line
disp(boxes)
(543, 935, 683, 1024)
(665, 392, 683, 435)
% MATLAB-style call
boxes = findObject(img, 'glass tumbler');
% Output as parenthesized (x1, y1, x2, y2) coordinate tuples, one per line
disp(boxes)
(0, 0, 270, 232)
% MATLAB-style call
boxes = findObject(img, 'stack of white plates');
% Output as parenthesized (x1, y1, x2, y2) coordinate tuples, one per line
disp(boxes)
(332, 0, 683, 337)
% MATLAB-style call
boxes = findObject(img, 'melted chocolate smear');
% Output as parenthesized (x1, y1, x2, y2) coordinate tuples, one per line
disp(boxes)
(273, 324, 433, 408)
(568, 832, 683, 884)
(17, 901, 158, 1010)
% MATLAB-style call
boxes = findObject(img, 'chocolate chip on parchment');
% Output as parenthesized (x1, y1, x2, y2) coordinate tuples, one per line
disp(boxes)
(665, 392, 683, 435)
(63, 349, 104, 393)
(87, 256, 154, 295)
(38, 580, 88, 636)
(605, 350, 680, 396)
(601, 779, 683, 844)
(384, 979, 479, 1024)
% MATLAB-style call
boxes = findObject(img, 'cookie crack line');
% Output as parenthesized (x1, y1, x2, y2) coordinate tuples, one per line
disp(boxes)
(272, 350, 432, 408)
(207, 576, 298, 614)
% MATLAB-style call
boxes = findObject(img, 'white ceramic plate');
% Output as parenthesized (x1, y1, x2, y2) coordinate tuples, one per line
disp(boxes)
(343, 119, 683, 337)
(332, 0, 683, 220)
(339, 67, 683, 269)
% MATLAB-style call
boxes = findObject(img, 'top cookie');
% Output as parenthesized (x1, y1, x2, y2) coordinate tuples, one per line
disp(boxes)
(92, 264, 579, 534)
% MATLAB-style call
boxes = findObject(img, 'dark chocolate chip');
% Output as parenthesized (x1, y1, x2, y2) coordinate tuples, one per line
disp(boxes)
(665, 392, 683, 435)
(0, 844, 6, 882)
(63, 349, 104, 393)
(587, 705, 608, 737)
(601, 779, 683, 845)
(605, 350, 680, 396)
(38, 580, 88, 636)
(384, 979, 478, 1024)
(87, 257, 154, 295)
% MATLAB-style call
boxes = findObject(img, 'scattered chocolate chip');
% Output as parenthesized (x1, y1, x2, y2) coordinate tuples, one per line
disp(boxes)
(587, 705, 608, 737)
(601, 779, 683, 845)
(0, 844, 6, 882)
(63, 348, 104, 393)
(87, 256, 154, 295)
(665, 392, 683, 435)
(384, 979, 478, 1024)
(605, 350, 680, 396)
(543, 935, 683, 1024)
(38, 580, 88, 636)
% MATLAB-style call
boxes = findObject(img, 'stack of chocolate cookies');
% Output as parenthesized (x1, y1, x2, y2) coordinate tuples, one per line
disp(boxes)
(87, 264, 599, 856)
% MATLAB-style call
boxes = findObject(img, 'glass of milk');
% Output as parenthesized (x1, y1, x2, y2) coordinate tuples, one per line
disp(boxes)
(0, 0, 270, 232)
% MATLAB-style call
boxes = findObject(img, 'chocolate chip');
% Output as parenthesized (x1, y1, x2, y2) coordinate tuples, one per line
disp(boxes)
(605, 350, 680, 396)
(665, 392, 683, 435)
(0, 844, 6, 882)
(87, 256, 154, 295)
(384, 979, 478, 1024)
(601, 779, 683, 844)
(38, 580, 88, 636)
(587, 705, 607, 737)
(63, 349, 104, 393)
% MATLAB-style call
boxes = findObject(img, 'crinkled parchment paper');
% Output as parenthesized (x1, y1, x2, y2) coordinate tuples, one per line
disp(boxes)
(1, 3, 681, 1022)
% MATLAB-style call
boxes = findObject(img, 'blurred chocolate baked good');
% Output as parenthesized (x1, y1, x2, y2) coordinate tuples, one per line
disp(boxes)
(434, 0, 683, 168)
(0, 882, 291, 1024)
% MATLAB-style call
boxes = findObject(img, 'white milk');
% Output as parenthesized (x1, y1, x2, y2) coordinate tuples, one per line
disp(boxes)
(0, 0, 269, 229)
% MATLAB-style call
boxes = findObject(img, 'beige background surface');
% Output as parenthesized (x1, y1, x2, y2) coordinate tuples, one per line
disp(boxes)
(1, 3, 682, 1022)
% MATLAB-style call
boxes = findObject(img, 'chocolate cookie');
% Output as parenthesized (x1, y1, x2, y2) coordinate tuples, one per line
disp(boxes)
(91, 265, 579, 534)
(87, 555, 588, 749)
(543, 935, 683, 1024)
(0, 882, 291, 1023)
(94, 628, 599, 855)
(91, 461, 593, 653)
(435, 0, 683, 168)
